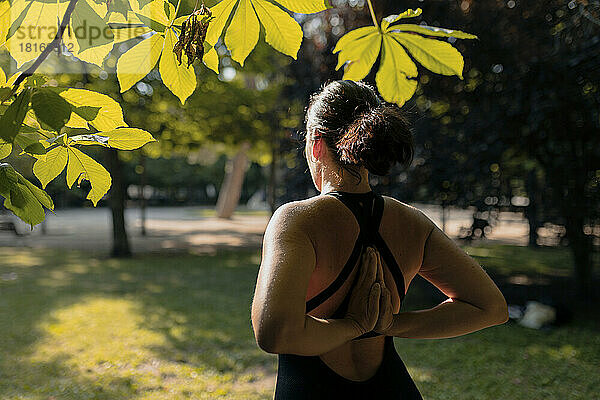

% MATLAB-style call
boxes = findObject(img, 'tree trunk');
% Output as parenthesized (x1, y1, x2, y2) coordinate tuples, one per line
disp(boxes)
(139, 154, 147, 236)
(565, 213, 593, 301)
(524, 169, 540, 247)
(267, 140, 278, 214)
(106, 148, 131, 257)
(216, 142, 251, 219)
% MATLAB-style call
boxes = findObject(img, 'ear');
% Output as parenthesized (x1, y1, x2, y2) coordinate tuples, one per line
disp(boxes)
(312, 137, 323, 160)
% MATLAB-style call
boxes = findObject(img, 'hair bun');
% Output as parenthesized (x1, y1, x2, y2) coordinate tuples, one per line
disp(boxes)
(336, 104, 414, 176)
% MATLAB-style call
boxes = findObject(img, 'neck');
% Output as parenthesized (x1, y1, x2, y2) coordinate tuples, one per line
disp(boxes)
(319, 166, 371, 194)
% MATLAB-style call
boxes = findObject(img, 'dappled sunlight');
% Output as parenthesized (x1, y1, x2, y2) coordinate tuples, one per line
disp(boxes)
(1, 247, 596, 399)
(0, 248, 49, 268)
(526, 344, 579, 362)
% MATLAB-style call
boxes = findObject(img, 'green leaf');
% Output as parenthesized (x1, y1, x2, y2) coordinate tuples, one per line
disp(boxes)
(19, 174, 54, 211)
(31, 89, 73, 132)
(253, 0, 303, 59)
(71, 128, 156, 150)
(66, 146, 112, 206)
(14, 131, 47, 154)
(0, 140, 11, 160)
(205, 0, 239, 45)
(72, 106, 101, 121)
(225, 0, 260, 66)
(0, 163, 53, 226)
(274, 0, 331, 14)
(6, 0, 32, 40)
(117, 33, 165, 92)
(0, 88, 32, 143)
(159, 28, 197, 105)
(381, 8, 422, 31)
(376, 35, 417, 106)
(392, 32, 465, 78)
(393, 24, 478, 39)
(133, 0, 173, 32)
(69, 0, 114, 52)
(60, 89, 127, 131)
(33, 146, 68, 188)
(107, 0, 132, 19)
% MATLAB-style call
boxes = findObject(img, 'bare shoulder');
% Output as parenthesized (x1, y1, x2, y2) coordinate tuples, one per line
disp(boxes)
(265, 195, 336, 237)
(381, 195, 436, 234)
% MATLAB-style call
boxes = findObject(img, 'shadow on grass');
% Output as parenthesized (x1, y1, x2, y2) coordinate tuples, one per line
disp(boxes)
(0, 248, 275, 399)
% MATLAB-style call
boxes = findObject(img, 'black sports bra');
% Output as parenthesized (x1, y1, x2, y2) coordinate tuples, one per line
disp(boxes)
(305, 190, 406, 339)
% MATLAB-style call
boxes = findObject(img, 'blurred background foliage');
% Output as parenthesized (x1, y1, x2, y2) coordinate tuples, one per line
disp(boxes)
(2, 0, 598, 297)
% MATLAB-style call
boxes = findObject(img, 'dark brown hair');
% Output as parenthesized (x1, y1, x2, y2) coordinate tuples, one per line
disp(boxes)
(305, 80, 414, 177)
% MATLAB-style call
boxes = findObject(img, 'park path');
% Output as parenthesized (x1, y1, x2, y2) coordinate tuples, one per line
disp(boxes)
(0, 204, 530, 255)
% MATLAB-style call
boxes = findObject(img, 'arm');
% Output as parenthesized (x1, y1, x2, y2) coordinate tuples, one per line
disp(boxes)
(251, 203, 380, 356)
(382, 212, 509, 339)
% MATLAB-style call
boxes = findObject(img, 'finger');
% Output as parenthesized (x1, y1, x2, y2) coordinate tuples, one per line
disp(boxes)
(368, 282, 381, 327)
(375, 249, 384, 286)
(364, 247, 378, 288)
(381, 286, 392, 315)
(355, 247, 371, 289)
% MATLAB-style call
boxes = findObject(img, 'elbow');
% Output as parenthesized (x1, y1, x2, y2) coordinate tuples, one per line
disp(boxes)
(488, 296, 509, 325)
(252, 318, 300, 354)
(255, 332, 280, 354)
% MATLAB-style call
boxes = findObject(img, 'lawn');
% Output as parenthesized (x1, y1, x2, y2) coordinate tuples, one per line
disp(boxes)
(0, 245, 598, 399)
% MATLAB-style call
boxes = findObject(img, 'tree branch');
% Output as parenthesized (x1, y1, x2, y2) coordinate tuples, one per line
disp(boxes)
(9, 0, 79, 94)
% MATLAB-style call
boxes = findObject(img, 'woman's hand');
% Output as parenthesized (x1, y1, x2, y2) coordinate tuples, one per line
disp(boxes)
(344, 247, 381, 336)
(373, 250, 394, 334)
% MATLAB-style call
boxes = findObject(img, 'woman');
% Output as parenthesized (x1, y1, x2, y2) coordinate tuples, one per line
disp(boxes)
(251, 80, 508, 399)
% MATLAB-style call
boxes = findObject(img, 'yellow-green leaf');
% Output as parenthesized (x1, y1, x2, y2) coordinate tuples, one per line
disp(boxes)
(0, 164, 52, 226)
(392, 32, 464, 78)
(60, 89, 127, 131)
(335, 31, 381, 81)
(376, 35, 417, 106)
(33, 146, 68, 188)
(225, 0, 260, 66)
(394, 24, 477, 39)
(274, 0, 331, 14)
(19, 172, 53, 211)
(205, 0, 238, 45)
(203, 45, 220, 74)
(333, 26, 378, 54)
(71, 128, 156, 150)
(5, 0, 58, 67)
(0, 140, 11, 159)
(117, 33, 165, 92)
(381, 9, 422, 31)
(0, 0, 10, 44)
(159, 28, 197, 104)
(66, 146, 112, 206)
(252, 0, 302, 59)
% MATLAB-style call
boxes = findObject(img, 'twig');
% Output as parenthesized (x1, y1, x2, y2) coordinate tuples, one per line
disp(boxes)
(9, 0, 79, 95)
(170, 0, 183, 27)
(366, 0, 379, 29)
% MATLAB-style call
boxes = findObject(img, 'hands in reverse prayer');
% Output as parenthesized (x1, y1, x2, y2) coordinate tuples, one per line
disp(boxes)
(345, 247, 395, 336)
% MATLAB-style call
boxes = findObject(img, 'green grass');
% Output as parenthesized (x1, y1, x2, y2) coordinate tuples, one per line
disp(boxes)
(0, 246, 598, 399)
(461, 243, 576, 277)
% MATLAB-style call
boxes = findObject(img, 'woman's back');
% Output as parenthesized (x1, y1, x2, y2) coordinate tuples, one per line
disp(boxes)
(287, 190, 431, 381)
(252, 80, 508, 400)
